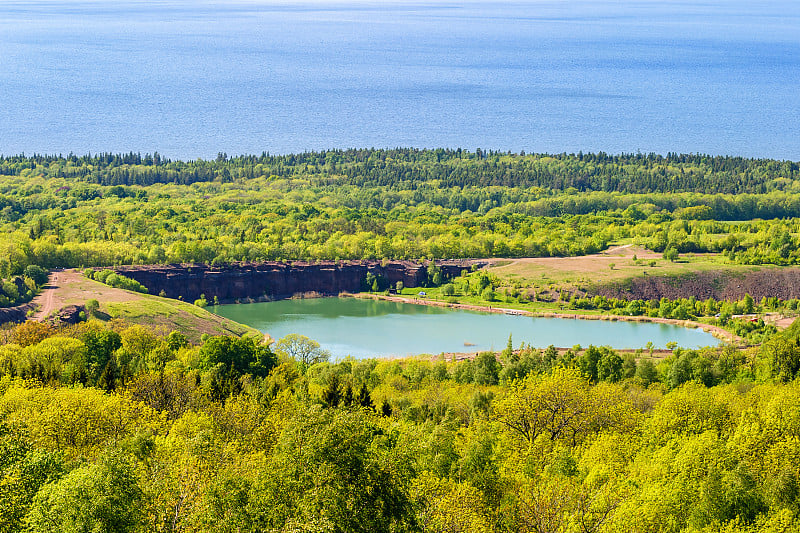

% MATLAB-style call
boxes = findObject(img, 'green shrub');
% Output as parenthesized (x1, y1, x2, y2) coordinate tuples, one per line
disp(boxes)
(92, 270, 148, 293)
(24, 265, 49, 286)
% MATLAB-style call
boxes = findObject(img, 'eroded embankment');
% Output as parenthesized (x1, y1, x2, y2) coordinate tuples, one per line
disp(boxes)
(592, 268, 800, 301)
(0, 302, 36, 325)
(114, 260, 480, 303)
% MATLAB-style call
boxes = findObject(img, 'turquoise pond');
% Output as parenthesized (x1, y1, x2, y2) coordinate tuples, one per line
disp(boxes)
(211, 297, 720, 359)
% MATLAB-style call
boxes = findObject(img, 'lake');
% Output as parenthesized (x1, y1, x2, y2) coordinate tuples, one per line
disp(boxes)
(1, 1, 799, 159)
(211, 297, 720, 359)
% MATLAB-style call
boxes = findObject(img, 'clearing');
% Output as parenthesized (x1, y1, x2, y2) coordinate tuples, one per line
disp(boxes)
(30, 269, 258, 343)
(486, 245, 764, 293)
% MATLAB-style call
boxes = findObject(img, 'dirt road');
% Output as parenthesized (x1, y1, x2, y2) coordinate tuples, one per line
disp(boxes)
(32, 271, 59, 321)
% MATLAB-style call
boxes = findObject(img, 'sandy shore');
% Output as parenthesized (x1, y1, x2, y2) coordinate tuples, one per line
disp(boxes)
(354, 293, 746, 347)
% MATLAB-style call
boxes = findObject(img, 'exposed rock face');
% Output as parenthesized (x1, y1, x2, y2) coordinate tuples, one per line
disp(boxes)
(593, 268, 800, 301)
(47, 304, 85, 326)
(114, 260, 479, 303)
(0, 302, 36, 325)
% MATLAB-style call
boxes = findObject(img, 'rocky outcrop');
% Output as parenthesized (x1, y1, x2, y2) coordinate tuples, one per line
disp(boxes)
(0, 302, 36, 325)
(114, 260, 479, 303)
(46, 304, 85, 326)
(593, 268, 800, 301)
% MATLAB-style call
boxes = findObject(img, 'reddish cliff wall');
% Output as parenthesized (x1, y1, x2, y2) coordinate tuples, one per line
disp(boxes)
(114, 260, 478, 303)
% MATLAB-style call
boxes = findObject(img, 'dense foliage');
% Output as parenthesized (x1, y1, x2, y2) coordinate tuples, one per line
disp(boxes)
(84, 269, 148, 294)
(1, 318, 800, 532)
(3, 151, 800, 275)
(2, 150, 798, 194)
(3, 150, 800, 529)
(0, 266, 48, 308)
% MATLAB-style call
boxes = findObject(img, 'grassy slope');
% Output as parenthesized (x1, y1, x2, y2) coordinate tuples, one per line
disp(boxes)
(34, 270, 258, 343)
(383, 246, 794, 338)
(486, 245, 766, 295)
(102, 298, 258, 342)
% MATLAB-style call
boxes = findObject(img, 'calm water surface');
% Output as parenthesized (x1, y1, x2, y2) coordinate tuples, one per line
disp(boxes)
(1, 1, 799, 159)
(212, 297, 719, 359)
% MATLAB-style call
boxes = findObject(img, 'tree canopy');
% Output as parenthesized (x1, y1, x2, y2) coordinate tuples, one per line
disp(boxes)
(0, 316, 796, 531)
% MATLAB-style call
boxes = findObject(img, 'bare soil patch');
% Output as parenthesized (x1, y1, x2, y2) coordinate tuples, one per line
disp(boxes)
(27, 269, 257, 342)
(485, 245, 723, 289)
(595, 268, 800, 302)
(32, 269, 138, 321)
(485, 247, 800, 304)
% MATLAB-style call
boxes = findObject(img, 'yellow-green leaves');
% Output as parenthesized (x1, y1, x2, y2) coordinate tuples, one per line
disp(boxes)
(25, 451, 144, 533)
(493, 368, 638, 451)
(0, 383, 163, 460)
(411, 472, 492, 533)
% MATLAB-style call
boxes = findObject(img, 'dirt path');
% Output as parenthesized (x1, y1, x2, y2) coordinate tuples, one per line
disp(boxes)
(29, 269, 139, 322)
(32, 271, 60, 321)
(601, 243, 634, 255)
(765, 313, 796, 330)
(356, 293, 746, 346)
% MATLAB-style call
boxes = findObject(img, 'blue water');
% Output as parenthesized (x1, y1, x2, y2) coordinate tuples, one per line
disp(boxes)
(212, 297, 720, 359)
(1, 1, 799, 160)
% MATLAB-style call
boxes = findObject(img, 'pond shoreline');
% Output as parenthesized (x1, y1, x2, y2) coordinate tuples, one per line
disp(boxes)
(352, 293, 746, 347)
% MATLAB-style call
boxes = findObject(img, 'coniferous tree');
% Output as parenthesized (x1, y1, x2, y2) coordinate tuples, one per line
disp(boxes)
(322, 374, 342, 408)
(342, 383, 354, 407)
(357, 383, 374, 410)
(380, 399, 392, 417)
(98, 359, 117, 392)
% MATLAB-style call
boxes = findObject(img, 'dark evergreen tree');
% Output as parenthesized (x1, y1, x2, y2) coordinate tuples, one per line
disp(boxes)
(380, 399, 392, 417)
(98, 359, 118, 392)
(357, 383, 374, 410)
(322, 374, 342, 408)
(342, 383, 354, 407)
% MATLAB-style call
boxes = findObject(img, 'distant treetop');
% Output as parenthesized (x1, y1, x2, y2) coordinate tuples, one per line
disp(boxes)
(1, 149, 796, 194)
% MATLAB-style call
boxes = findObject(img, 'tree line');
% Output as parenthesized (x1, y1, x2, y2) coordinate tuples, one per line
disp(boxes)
(7, 173, 800, 275)
(2, 149, 797, 194)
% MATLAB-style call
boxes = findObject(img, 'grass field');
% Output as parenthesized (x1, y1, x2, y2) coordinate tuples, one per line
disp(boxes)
(485, 245, 765, 293)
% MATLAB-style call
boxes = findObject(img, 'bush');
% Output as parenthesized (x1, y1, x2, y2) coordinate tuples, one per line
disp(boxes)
(92, 269, 113, 284)
(85, 299, 100, 316)
(473, 352, 499, 385)
(481, 287, 496, 302)
(91, 270, 148, 294)
(24, 265, 49, 286)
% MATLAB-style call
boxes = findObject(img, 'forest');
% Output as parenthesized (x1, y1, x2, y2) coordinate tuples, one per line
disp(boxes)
(2, 150, 797, 194)
(3, 150, 800, 532)
(3, 151, 800, 281)
(1, 316, 800, 532)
